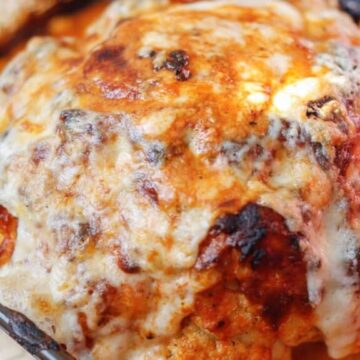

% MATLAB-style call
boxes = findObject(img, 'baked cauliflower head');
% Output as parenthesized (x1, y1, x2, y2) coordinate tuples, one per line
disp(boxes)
(0, 1, 359, 359)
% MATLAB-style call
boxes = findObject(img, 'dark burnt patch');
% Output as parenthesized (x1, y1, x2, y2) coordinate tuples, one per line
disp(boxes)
(84, 46, 126, 74)
(151, 49, 192, 81)
(195, 203, 310, 330)
(164, 50, 191, 81)
(307, 97, 349, 135)
(306, 96, 334, 118)
(196, 204, 267, 269)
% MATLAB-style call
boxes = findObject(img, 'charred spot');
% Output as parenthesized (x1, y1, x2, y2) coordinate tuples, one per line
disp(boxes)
(213, 205, 260, 235)
(165, 50, 189, 71)
(163, 50, 192, 81)
(339, 0, 360, 22)
(312, 142, 331, 171)
(195, 203, 310, 330)
(307, 97, 349, 135)
(237, 227, 267, 260)
(0, 205, 17, 267)
(196, 204, 267, 269)
(31, 143, 50, 166)
(84, 46, 126, 74)
(306, 96, 334, 118)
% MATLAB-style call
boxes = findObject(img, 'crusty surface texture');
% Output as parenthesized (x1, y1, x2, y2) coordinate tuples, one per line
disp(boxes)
(0, 1, 359, 359)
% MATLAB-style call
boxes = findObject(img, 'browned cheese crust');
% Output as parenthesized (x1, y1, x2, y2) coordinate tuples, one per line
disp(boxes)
(0, 1, 360, 359)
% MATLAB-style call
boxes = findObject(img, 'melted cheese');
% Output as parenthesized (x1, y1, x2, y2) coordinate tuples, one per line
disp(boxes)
(0, 1, 359, 359)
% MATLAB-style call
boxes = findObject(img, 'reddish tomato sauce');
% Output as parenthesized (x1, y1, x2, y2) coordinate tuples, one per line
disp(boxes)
(0, 205, 17, 266)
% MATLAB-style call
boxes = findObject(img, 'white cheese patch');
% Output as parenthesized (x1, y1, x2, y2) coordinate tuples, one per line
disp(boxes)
(142, 274, 195, 337)
(309, 201, 360, 359)
(171, 207, 213, 268)
(140, 109, 176, 136)
(176, 0, 303, 31)
(272, 77, 324, 119)
(142, 31, 179, 50)
(267, 53, 291, 77)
